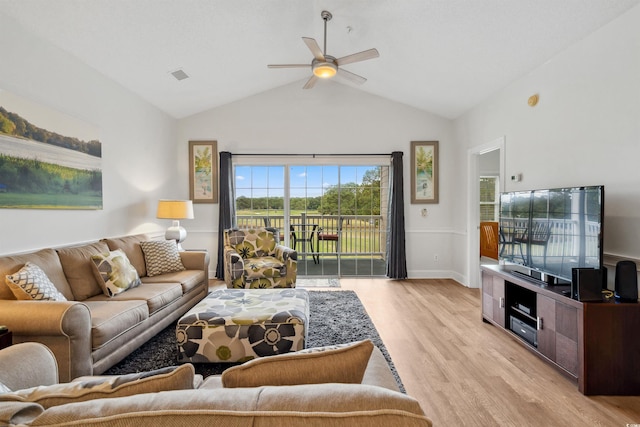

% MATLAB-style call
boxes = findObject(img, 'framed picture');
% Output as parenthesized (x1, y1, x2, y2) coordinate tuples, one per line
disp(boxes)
(189, 140, 218, 203)
(0, 89, 102, 210)
(410, 141, 439, 204)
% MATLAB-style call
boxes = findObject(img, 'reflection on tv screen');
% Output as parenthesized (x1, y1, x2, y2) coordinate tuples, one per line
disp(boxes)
(499, 186, 603, 282)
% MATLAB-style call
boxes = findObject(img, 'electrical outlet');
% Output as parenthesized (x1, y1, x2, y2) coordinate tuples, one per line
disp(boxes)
(434, 254, 439, 263)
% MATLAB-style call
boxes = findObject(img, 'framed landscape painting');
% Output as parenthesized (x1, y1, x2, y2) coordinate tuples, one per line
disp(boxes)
(411, 141, 439, 204)
(0, 89, 102, 210)
(189, 140, 217, 203)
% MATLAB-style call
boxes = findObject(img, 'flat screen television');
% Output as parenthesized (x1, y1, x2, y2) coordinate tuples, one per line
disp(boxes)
(498, 185, 604, 283)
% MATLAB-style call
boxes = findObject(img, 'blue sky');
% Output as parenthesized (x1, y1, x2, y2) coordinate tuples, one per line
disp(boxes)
(235, 165, 378, 198)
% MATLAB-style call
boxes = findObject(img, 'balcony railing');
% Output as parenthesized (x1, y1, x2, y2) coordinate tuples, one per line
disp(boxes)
(236, 214, 386, 259)
(499, 218, 601, 258)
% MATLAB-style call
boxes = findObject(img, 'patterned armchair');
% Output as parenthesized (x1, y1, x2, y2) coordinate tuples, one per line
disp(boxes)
(223, 227, 297, 289)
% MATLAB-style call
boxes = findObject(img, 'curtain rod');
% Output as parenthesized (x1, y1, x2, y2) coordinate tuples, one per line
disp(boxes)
(229, 153, 392, 157)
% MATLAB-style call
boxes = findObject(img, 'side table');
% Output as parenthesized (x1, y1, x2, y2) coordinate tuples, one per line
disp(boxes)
(0, 327, 12, 350)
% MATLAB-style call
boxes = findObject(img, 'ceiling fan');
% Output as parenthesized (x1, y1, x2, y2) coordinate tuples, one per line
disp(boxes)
(268, 10, 380, 89)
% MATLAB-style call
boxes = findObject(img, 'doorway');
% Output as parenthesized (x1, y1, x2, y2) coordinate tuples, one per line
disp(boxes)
(479, 150, 501, 261)
(467, 137, 505, 288)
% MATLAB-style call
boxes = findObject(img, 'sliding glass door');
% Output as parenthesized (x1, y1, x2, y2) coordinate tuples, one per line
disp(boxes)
(234, 159, 388, 277)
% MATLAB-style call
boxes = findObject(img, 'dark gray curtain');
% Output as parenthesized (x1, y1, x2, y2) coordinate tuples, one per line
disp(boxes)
(215, 151, 236, 279)
(386, 151, 407, 279)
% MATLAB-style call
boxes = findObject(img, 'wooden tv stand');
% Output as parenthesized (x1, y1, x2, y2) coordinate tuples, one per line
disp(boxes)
(481, 264, 640, 395)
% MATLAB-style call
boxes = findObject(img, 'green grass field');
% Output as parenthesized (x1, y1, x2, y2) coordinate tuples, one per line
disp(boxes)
(0, 192, 102, 209)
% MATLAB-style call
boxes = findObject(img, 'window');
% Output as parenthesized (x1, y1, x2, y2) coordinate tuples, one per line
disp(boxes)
(480, 176, 499, 221)
(233, 158, 389, 277)
(234, 165, 284, 228)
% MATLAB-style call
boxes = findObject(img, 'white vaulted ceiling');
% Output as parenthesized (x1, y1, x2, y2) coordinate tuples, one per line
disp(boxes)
(2, 0, 638, 119)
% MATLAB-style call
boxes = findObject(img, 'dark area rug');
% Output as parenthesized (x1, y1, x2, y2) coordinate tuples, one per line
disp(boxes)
(104, 290, 405, 392)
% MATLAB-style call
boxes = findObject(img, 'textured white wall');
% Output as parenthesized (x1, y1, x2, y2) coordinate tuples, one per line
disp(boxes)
(454, 5, 640, 286)
(0, 15, 180, 255)
(177, 81, 457, 279)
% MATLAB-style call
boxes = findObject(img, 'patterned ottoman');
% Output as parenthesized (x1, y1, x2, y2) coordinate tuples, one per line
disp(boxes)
(176, 288, 309, 363)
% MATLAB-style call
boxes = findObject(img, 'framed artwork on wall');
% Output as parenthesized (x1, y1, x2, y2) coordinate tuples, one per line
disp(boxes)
(189, 140, 218, 204)
(410, 141, 439, 204)
(0, 89, 102, 210)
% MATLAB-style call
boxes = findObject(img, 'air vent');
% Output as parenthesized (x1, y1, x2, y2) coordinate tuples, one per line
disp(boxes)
(170, 69, 189, 81)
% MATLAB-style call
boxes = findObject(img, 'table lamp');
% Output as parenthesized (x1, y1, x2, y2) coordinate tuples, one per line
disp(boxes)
(156, 199, 194, 251)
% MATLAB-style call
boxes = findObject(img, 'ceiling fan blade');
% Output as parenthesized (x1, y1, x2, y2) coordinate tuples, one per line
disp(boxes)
(337, 68, 367, 85)
(267, 64, 309, 69)
(302, 37, 325, 61)
(303, 75, 319, 89)
(335, 48, 379, 66)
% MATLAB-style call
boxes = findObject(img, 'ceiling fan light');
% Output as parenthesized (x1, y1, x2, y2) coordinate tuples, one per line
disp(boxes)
(313, 62, 337, 78)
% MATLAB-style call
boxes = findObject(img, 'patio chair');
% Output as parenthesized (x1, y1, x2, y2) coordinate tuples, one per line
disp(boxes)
(290, 223, 319, 264)
(317, 217, 343, 260)
(498, 222, 525, 263)
(513, 221, 552, 267)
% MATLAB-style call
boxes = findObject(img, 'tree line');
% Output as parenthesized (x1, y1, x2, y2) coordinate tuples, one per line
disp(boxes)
(0, 106, 101, 158)
(236, 169, 382, 215)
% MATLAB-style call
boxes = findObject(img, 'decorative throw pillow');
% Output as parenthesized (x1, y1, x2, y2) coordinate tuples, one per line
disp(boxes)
(0, 364, 195, 409)
(221, 339, 374, 388)
(90, 249, 142, 297)
(5, 262, 67, 301)
(139, 240, 186, 277)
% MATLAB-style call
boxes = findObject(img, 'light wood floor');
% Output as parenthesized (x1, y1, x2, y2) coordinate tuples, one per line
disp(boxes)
(340, 278, 640, 427)
(210, 278, 640, 426)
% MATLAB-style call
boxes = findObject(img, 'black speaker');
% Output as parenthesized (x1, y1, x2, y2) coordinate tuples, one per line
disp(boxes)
(572, 268, 603, 302)
(615, 260, 638, 302)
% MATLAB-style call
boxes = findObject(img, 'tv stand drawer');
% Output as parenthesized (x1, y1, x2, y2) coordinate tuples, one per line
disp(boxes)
(510, 316, 537, 347)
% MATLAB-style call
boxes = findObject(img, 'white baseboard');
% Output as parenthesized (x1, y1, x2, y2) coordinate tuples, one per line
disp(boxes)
(407, 269, 474, 288)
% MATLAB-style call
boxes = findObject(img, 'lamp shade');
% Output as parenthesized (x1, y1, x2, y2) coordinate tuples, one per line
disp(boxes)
(156, 200, 194, 220)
